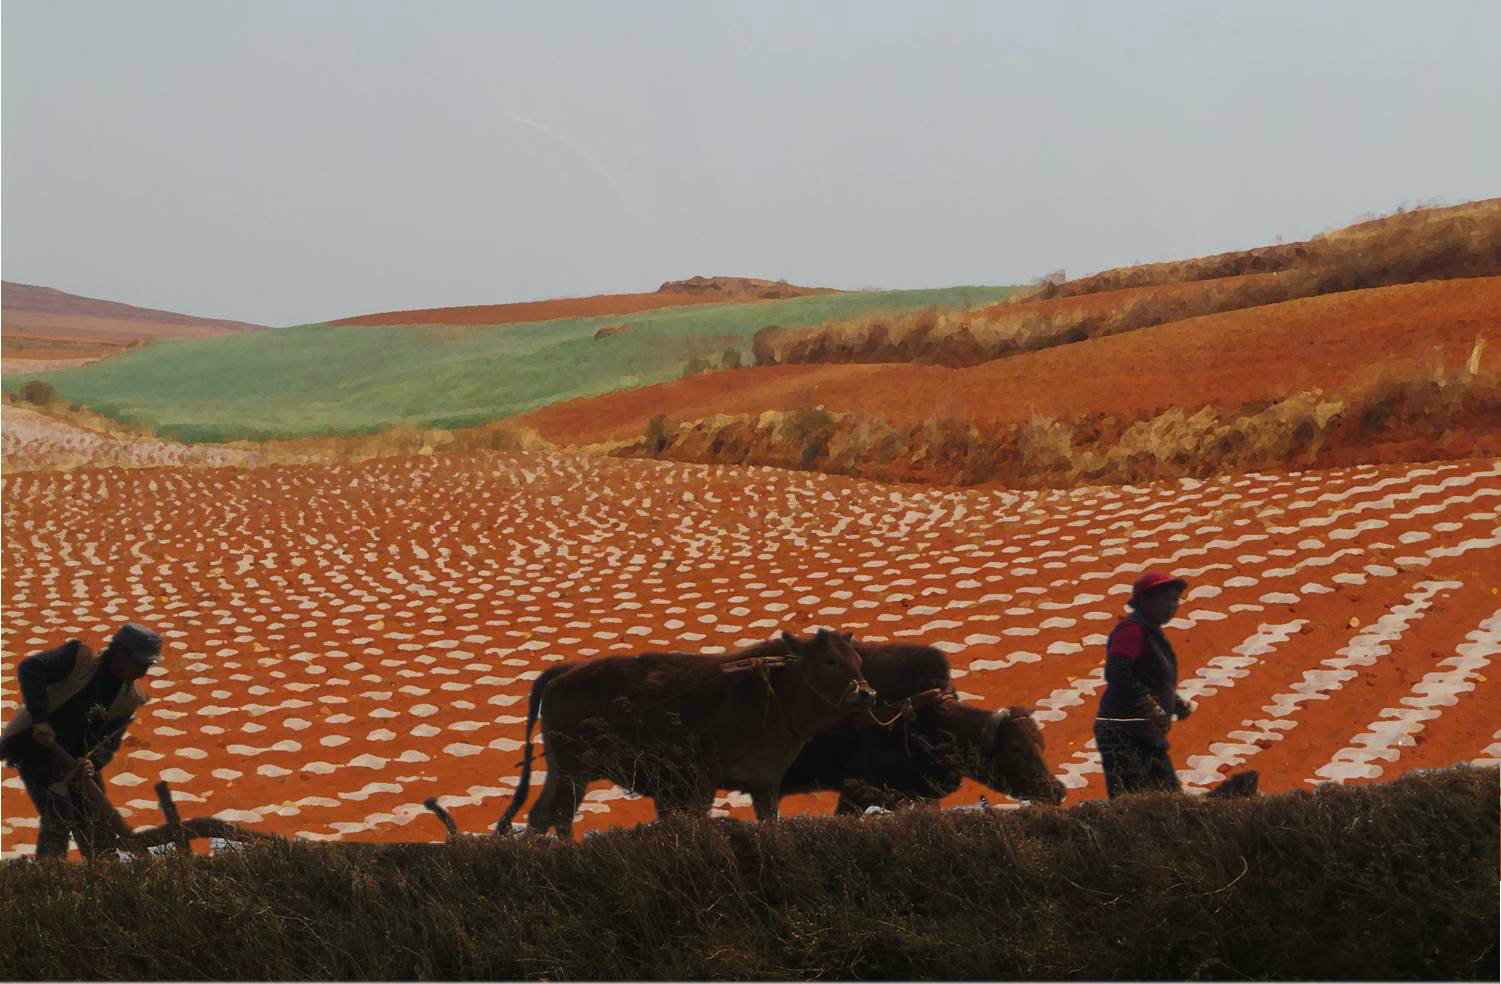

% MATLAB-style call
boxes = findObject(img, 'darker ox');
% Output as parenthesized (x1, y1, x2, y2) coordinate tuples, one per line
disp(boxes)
(752, 641, 1067, 817)
(496, 629, 876, 837)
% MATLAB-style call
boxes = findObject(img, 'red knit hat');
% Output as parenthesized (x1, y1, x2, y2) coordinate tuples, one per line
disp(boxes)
(1131, 570, 1188, 602)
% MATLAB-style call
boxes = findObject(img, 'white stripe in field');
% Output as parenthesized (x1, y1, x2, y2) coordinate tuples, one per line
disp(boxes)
(920, 480, 1449, 660)
(1311, 609, 1501, 784)
(1171, 580, 1461, 787)
(1468, 730, 1501, 769)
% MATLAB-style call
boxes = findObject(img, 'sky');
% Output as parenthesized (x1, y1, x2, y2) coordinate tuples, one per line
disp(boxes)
(3, 1, 1498, 327)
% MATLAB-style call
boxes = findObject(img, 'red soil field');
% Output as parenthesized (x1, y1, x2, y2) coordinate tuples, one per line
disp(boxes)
(332, 291, 746, 327)
(2, 450, 1496, 853)
(518, 278, 1501, 445)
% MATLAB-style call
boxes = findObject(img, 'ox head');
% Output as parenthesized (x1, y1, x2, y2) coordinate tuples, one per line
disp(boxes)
(781, 629, 877, 709)
(975, 706, 1067, 805)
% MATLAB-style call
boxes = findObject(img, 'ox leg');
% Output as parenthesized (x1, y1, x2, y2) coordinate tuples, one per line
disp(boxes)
(749, 786, 781, 821)
(652, 790, 689, 820)
(528, 769, 576, 838)
(836, 780, 890, 816)
(526, 771, 558, 835)
(550, 775, 587, 840)
(835, 792, 866, 816)
(653, 783, 716, 820)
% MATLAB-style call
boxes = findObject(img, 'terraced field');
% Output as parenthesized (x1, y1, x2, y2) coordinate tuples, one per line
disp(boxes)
(2, 451, 1497, 854)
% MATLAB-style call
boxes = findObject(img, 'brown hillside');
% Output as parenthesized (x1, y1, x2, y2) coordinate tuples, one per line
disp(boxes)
(516, 277, 1501, 483)
(762, 199, 1501, 368)
(332, 278, 835, 327)
(2, 282, 264, 345)
(1040, 197, 1501, 300)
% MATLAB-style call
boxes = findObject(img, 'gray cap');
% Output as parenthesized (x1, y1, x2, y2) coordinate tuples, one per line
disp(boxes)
(111, 622, 163, 665)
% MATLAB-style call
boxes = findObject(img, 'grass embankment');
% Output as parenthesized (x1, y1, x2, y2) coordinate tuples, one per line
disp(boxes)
(759, 199, 1501, 367)
(1043, 198, 1501, 299)
(2, 766, 1495, 981)
(620, 365, 1501, 488)
(0, 287, 1016, 443)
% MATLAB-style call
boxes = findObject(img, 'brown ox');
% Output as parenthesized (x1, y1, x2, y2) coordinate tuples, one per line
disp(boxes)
(496, 629, 876, 837)
(751, 641, 1067, 816)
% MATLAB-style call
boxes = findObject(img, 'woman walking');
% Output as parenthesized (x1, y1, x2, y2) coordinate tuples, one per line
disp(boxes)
(1093, 571, 1195, 798)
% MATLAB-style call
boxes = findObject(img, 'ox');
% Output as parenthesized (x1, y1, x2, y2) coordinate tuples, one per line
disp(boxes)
(750, 641, 1067, 816)
(496, 629, 876, 837)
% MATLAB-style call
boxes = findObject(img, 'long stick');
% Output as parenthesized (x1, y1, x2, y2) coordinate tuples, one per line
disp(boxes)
(155, 780, 192, 852)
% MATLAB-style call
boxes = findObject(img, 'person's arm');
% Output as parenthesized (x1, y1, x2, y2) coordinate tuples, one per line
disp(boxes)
(16, 642, 79, 725)
(1104, 623, 1171, 736)
(89, 715, 134, 772)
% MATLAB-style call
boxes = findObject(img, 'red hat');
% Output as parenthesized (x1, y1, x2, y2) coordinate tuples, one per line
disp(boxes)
(1131, 570, 1188, 602)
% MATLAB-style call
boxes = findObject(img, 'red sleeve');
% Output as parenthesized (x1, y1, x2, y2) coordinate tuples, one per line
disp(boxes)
(1108, 621, 1146, 662)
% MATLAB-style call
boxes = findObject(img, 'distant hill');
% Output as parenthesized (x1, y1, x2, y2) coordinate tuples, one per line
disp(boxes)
(3, 282, 265, 345)
(2, 285, 1016, 442)
(330, 277, 837, 327)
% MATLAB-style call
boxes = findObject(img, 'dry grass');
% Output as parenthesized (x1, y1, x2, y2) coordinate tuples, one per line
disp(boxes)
(2, 765, 1494, 981)
(762, 199, 1501, 368)
(2, 392, 552, 471)
(621, 363, 1501, 489)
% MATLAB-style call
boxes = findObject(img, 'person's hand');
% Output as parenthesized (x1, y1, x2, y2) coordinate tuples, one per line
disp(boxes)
(1175, 697, 1194, 721)
(31, 723, 57, 749)
(1148, 704, 1172, 750)
(81, 759, 98, 783)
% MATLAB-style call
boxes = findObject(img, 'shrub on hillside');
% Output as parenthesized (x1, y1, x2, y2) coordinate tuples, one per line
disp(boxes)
(681, 355, 714, 379)
(618, 359, 1500, 488)
(18, 380, 58, 406)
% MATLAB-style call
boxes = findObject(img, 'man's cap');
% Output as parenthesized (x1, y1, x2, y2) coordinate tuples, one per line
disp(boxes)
(111, 622, 163, 665)
(1131, 570, 1188, 602)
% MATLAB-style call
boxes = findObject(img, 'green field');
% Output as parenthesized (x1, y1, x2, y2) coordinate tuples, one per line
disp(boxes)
(2, 287, 1016, 442)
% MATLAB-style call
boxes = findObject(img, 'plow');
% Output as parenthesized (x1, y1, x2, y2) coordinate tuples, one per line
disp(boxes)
(36, 742, 284, 858)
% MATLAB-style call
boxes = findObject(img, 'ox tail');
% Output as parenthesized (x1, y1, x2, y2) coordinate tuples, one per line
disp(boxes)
(495, 664, 573, 835)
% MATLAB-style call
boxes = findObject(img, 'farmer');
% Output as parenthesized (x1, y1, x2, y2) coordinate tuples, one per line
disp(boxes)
(0, 622, 162, 858)
(1093, 571, 1195, 798)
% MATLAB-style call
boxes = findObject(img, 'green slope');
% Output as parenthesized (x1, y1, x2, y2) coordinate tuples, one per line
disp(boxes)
(4, 287, 1017, 442)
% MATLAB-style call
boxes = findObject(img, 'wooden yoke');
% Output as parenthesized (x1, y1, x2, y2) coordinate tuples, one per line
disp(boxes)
(718, 654, 798, 674)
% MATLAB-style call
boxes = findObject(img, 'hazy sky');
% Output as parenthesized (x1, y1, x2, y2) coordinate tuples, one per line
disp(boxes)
(3, 2, 1498, 326)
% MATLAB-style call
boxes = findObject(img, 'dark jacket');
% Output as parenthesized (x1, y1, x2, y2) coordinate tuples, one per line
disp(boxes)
(1095, 614, 1182, 728)
(2, 640, 131, 773)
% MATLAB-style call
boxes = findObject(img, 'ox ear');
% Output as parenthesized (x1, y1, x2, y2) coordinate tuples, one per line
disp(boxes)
(840, 631, 854, 643)
(780, 630, 803, 655)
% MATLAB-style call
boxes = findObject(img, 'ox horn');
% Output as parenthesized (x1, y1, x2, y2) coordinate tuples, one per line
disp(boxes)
(982, 708, 1009, 747)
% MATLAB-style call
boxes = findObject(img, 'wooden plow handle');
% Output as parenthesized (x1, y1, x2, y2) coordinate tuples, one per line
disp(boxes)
(44, 741, 282, 856)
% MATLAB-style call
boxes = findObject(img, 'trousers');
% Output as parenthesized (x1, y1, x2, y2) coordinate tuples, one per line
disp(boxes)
(17, 756, 108, 859)
(1094, 721, 1182, 799)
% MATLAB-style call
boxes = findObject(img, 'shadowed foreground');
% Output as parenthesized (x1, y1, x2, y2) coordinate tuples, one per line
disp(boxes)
(2, 766, 1496, 981)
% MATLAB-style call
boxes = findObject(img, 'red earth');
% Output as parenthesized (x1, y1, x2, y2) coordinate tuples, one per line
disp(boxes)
(332, 277, 838, 326)
(333, 291, 757, 327)
(2, 450, 1496, 852)
(517, 277, 1501, 445)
